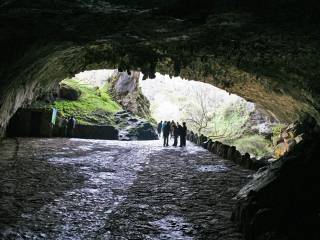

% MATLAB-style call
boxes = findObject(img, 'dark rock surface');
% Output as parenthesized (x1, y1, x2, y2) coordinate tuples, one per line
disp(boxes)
(232, 133, 320, 240)
(0, 138, 252, 239)
(1, 1, 320, 136)
(115, 110, 158, 140)
(74, 124, 118, 140)
(58, 83, 81, 100)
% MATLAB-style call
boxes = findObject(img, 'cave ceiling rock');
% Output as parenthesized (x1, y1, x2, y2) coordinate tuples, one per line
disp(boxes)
(1, 0, 320, 136)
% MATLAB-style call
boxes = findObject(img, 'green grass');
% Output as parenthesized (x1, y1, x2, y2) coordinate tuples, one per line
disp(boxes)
(227, 135, 273, 158)
(53, 79, 121, 125)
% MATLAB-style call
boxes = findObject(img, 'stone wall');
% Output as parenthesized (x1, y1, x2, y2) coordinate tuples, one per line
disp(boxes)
(6, 108, 53, 138)
(186, 131, 268, 171)
(6, 109, 119, 140)
(73, 125, 118, 140)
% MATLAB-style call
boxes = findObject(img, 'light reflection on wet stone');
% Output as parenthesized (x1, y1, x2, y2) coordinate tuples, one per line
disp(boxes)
(0, 138, 252, 239)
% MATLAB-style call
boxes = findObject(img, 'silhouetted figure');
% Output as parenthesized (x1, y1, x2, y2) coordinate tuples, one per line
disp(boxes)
(163, 121, 170, 147)
(161, 121, 167, 138)
(170, 120, 175, 139)
(67, 116, 76, 138)
(61, 117, 68, 137)
(157, 121, 163, 137)
(180, 122, 187, 147)
(172, 122, 179, 147)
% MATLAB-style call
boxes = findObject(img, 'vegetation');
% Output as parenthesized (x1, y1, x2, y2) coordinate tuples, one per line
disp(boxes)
(226, 135, 273, 158)
(53, 79, 121, 125)
(141, 75, 275, 157)
(31, 78, 121, 125)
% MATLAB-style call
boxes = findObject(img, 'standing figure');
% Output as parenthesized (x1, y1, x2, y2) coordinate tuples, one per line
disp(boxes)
(61, 117, 68, 137)
(172, 122, 179, 147)
(180, 122, 187, 147)
(67, 116, 76, 138)
(157, 121, 163, 138)
(177, 122, 182, 146)
(163, 121, 170, 147)
(170, 120, 175, 139)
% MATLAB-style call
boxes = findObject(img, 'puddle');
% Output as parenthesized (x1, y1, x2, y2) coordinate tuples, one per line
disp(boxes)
(149, 215, 194, 240)
(197, 165, 230, 173)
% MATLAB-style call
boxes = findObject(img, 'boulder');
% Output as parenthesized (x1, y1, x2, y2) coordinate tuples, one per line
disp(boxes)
(294, 133, 305, 144)
(274, 142, 287, 159)
(241, 153, 251, 169)
(285, 138, 296, 152)
(250, 158, 268, 171)
(217, 144, 229, 159)
(207, 139, 213, 151)
(59, 83, 81, 100)
(234, 150, 242, 164)
(227, 146, 237, 161)
(115, 110, 158, 140)
(211, 141, 221, 154)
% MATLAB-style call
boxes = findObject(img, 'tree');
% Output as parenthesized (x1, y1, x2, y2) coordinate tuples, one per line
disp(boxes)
(182, 89, 215, 135)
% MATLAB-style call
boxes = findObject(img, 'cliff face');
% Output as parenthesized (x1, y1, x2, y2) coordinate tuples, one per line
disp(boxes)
(0, 0, 320, 136)
(110, 71, 152, 119)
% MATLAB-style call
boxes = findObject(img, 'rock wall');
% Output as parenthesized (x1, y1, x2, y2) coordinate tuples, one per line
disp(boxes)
(110, 71, 152, 119)
(1, 1, 320, 137)
(232, 121, 320, 240)
(188, 117, 320, 239)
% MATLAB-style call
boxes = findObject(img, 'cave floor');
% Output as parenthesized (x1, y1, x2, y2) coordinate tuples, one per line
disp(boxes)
(0, 138, 252, 240)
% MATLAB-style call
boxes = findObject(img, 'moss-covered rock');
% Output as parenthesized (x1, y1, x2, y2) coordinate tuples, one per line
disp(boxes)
(32, 78, 122, 125)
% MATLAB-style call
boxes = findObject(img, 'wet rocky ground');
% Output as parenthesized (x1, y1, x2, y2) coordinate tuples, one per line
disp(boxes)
(0, 138, 252, 239)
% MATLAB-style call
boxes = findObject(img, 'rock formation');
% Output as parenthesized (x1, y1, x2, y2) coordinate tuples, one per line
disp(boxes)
(109, 71, 152, 119)
(1, 1, 320, 136)
(1, 1, 320, 239)
(115, 110, 158, 140)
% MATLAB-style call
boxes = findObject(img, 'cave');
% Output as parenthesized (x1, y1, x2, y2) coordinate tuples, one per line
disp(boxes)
(0, 1, 320, 239)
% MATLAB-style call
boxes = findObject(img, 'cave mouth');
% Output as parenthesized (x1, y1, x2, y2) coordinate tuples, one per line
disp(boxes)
(7, 68, 280, 158)
(140, 72, 279, 158)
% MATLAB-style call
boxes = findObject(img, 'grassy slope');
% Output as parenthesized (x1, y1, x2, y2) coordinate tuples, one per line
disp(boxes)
(227, 135, 273, 158)
(53, 79, 121, 125)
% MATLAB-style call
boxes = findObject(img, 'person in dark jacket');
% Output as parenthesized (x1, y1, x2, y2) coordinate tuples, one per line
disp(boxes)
(177, 122, 182, 145)
(170, 120, 175, 139)
(180, 122, 187, 147)
(157, 121, 163, 138)
(67, 116, 76, 138)
(172, 122, 179, 147)
(163, 121, 170, 147)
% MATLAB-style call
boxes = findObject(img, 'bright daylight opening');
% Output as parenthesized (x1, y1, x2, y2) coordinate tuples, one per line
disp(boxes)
(72, 70, 279, 157)
(140, 73, 278, 158)
(8, 69, 280, 158)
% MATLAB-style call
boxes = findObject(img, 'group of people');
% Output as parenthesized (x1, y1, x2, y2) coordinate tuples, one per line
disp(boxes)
(60, 116, 76, 137)
(157, 121, 187, 147)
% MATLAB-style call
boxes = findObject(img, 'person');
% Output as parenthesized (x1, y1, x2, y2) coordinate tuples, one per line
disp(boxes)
(67, 116, 76, 138)
(172, 122, 179, 147)
(177, 122, 182, 146)
(157, 121, 163, 138)
(163, 121, 170, 147)
(61, 117, 68, 137)
(161, 121, 167, 137)
(180, 122, 187, 147)
(170, 120, 175, 139)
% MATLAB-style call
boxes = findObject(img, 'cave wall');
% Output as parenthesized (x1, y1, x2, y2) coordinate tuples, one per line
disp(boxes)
(0, 0, 320, 137)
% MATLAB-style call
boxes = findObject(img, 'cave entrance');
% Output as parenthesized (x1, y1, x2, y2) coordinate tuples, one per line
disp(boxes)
(5, 69, 280, 158)
(139, 72, 279, 158)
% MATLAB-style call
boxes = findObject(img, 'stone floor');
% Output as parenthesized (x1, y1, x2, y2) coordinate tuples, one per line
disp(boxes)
(0, 138, 253, 240)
